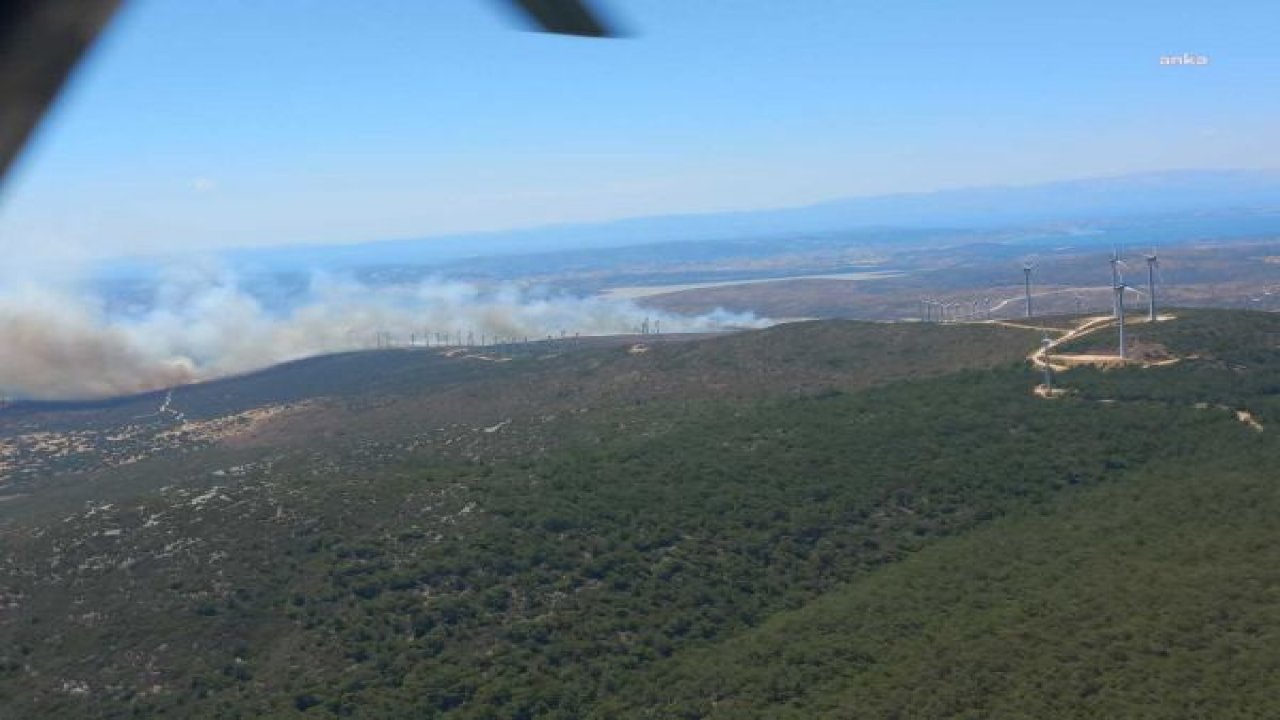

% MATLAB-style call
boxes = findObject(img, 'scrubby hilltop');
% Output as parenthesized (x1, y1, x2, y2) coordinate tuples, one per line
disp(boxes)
(1, 313, 1277, 719)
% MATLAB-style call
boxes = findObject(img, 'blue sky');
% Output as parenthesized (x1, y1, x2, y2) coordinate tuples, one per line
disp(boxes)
(0, 0, 1277, 261)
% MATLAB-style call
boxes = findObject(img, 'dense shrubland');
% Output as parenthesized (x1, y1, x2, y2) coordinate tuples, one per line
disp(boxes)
(2, 312, 1276, 718)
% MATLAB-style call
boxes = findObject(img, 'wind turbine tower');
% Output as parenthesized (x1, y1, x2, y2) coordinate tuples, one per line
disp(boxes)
(1023, 263, 1034, 318)
(1041, 333, 1054, 393)
(1115, 279, 1128, 360)
(1145, 249, 1159, 322)
(1110, 249, 1122, 317)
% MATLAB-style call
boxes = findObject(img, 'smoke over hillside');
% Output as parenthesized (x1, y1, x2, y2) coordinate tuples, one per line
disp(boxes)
(0, 270, 766, 401)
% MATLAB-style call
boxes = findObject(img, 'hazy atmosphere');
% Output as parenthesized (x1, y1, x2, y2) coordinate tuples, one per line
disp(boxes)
(1, 0, 1278, 261)
(2, 1, 1277, 400)
(3, 3, 1280, 718)
(0, 268, 763, 400)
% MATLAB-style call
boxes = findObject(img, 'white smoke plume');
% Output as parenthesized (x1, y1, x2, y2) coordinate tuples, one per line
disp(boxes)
(0, 267, 768, 401)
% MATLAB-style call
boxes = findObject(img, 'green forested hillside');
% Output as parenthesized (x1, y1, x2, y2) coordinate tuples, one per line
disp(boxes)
(608, 437, 1279, 719)
(0, 313, 1276, 719)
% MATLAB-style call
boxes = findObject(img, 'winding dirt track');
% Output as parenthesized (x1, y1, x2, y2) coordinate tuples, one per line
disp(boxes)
(989, 314, 1126, 372)
(994, 314, 1264, 431)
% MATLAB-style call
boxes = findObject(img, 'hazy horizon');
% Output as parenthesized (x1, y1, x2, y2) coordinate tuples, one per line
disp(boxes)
(8, 167, 1280, 272)
(2, 1, 1278, 265)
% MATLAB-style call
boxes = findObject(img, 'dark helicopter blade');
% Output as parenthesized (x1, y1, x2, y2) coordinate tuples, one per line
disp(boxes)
(0, 0, 121, 181)
(508, 0, 619, 37)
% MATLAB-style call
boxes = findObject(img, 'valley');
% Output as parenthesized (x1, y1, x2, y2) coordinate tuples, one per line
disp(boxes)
(619, 239, 1280, 321)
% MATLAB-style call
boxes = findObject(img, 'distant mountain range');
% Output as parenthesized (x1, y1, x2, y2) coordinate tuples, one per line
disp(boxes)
(132, 169, 1280, 274)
